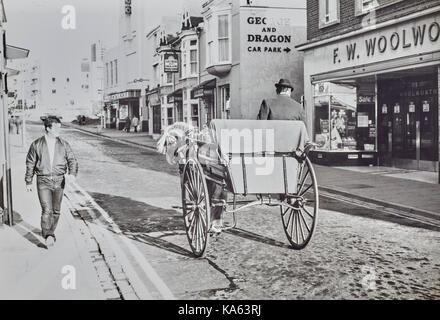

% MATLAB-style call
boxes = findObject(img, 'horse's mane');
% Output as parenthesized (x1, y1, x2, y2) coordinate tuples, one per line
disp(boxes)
(156, 122, 193, 154)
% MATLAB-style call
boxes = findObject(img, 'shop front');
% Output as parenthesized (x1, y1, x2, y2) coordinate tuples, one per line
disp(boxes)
(147, 89, 161, 134)
(107, 90, 141, 130)
(192, 78, 216, 126)
(377, 67, 438, 171)
(168, 88, 183, 123)
(103, 102, 117, 129)
(299, 11, 440, 172)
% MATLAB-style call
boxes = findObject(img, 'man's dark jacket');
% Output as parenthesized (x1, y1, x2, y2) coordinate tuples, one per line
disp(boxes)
(25, 136, 78, 185)
(257, 95, 306, 121)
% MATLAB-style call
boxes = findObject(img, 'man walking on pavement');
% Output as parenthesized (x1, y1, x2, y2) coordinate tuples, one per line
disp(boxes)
(25, 116, 78, 248)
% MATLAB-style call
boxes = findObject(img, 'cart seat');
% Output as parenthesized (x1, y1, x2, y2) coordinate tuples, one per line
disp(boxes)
(210, 120, 309, 154)
(209, 120, 310, 195)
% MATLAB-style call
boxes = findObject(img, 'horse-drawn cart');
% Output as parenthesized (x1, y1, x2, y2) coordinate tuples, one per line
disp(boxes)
(175, 120, 319, 257)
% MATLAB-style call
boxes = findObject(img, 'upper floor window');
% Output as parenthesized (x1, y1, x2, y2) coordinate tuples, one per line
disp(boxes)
(218, 14, 230, 62)
(206, 16, 214, 65)
(355, 0, 403, 16)
(319, 0, 340, 29)
(110, 61, 114, 86)
(114, 59, 118, 85)
(105, 63, 109, 87)
(181, 38, 198, 78)
(205, 11, 232, 67)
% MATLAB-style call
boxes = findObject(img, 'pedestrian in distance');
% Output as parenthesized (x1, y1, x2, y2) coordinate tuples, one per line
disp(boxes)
(25, 116, 78, 248)
(15, 116, 22, 135)
(124, 116, 131, 132)
(257, 78, 306, 122)
(131, 115, 139, 133)
(9, 115, 16, 134)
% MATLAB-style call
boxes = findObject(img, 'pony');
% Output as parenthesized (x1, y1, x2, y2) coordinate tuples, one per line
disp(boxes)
(156, 122, 194, 165)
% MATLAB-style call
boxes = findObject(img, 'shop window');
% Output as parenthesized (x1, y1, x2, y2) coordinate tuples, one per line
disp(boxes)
(313, 81, 377, 152)
(191, 104, 199, 127)
(319, 0, 340, 29)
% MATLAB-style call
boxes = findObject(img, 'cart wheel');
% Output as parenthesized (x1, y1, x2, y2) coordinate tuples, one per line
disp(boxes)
(281, 157, 319, 250)
(181, 159, 211, 257)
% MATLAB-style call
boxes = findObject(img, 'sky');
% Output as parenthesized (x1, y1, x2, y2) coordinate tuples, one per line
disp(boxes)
(3, 0, 187, 75)
(4, 0, 120, 68)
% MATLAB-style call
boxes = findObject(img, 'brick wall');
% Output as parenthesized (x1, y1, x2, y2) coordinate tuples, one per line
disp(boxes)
(307, 0, 440, 42)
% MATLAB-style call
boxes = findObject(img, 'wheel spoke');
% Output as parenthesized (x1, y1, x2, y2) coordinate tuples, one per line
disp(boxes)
(298, 212, 305, 243)
(282, 207, 289, 217)
(198, 207, 207, 229)
(184, 208, 195, 219)
(186, 172, 197, 200)
(284, 209, 293, 231)
(192, 168, 201, 202)
(298, 168, 310, 194)
(299, 183, 312, 197)
(289, 210, 295, 242)
(190, 213, 198, 240)
(184, 183, 196, 202)
(298, 209, 311, 233)
(303, 206, 315, 219)
(292, 211, 297, 244)
(194, 216, 200, 252)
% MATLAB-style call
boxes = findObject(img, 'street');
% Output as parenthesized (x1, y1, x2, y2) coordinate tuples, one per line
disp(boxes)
(23, 124, 440, 300)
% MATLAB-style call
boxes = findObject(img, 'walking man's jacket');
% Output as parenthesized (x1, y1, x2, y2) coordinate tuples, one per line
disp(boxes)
(25, 136, 78, 185)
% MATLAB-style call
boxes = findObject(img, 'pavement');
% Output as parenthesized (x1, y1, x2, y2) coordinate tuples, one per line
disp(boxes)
(0, 134, 109, 300)
(68, 122, 440, 223)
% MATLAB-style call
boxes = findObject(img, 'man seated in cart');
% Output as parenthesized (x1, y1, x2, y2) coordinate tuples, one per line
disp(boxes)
(207, 79, 308, 234)
(257, 78, 306, 122)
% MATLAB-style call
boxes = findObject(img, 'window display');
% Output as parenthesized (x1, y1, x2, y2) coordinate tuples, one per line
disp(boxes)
(314, 81, 377, 152)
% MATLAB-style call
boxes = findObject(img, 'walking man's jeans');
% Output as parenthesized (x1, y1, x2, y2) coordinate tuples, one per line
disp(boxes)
(37, 176, 65, 239)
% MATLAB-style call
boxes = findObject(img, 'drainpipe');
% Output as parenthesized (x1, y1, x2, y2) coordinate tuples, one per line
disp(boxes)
(196, 27, 201, 128)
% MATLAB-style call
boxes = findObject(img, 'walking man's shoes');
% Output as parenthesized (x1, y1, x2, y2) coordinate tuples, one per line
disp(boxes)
(45, 236, 55, 248)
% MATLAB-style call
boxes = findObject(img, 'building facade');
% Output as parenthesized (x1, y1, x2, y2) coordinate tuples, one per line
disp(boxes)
(298, 0, 440, 172)
(104, 0, 306, 135)
(201, 0, 307, 121)
(146, 16, 181, 135)
(103, 0, 150, 131)
(146, 0, 306, 134)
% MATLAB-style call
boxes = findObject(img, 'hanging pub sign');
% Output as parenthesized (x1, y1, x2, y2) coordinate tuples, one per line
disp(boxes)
(164, 53, 179, 73)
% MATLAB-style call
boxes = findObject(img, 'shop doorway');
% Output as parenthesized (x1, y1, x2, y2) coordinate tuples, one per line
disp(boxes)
(153, 105, 161, 134)
(378, 68, 439, 171)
